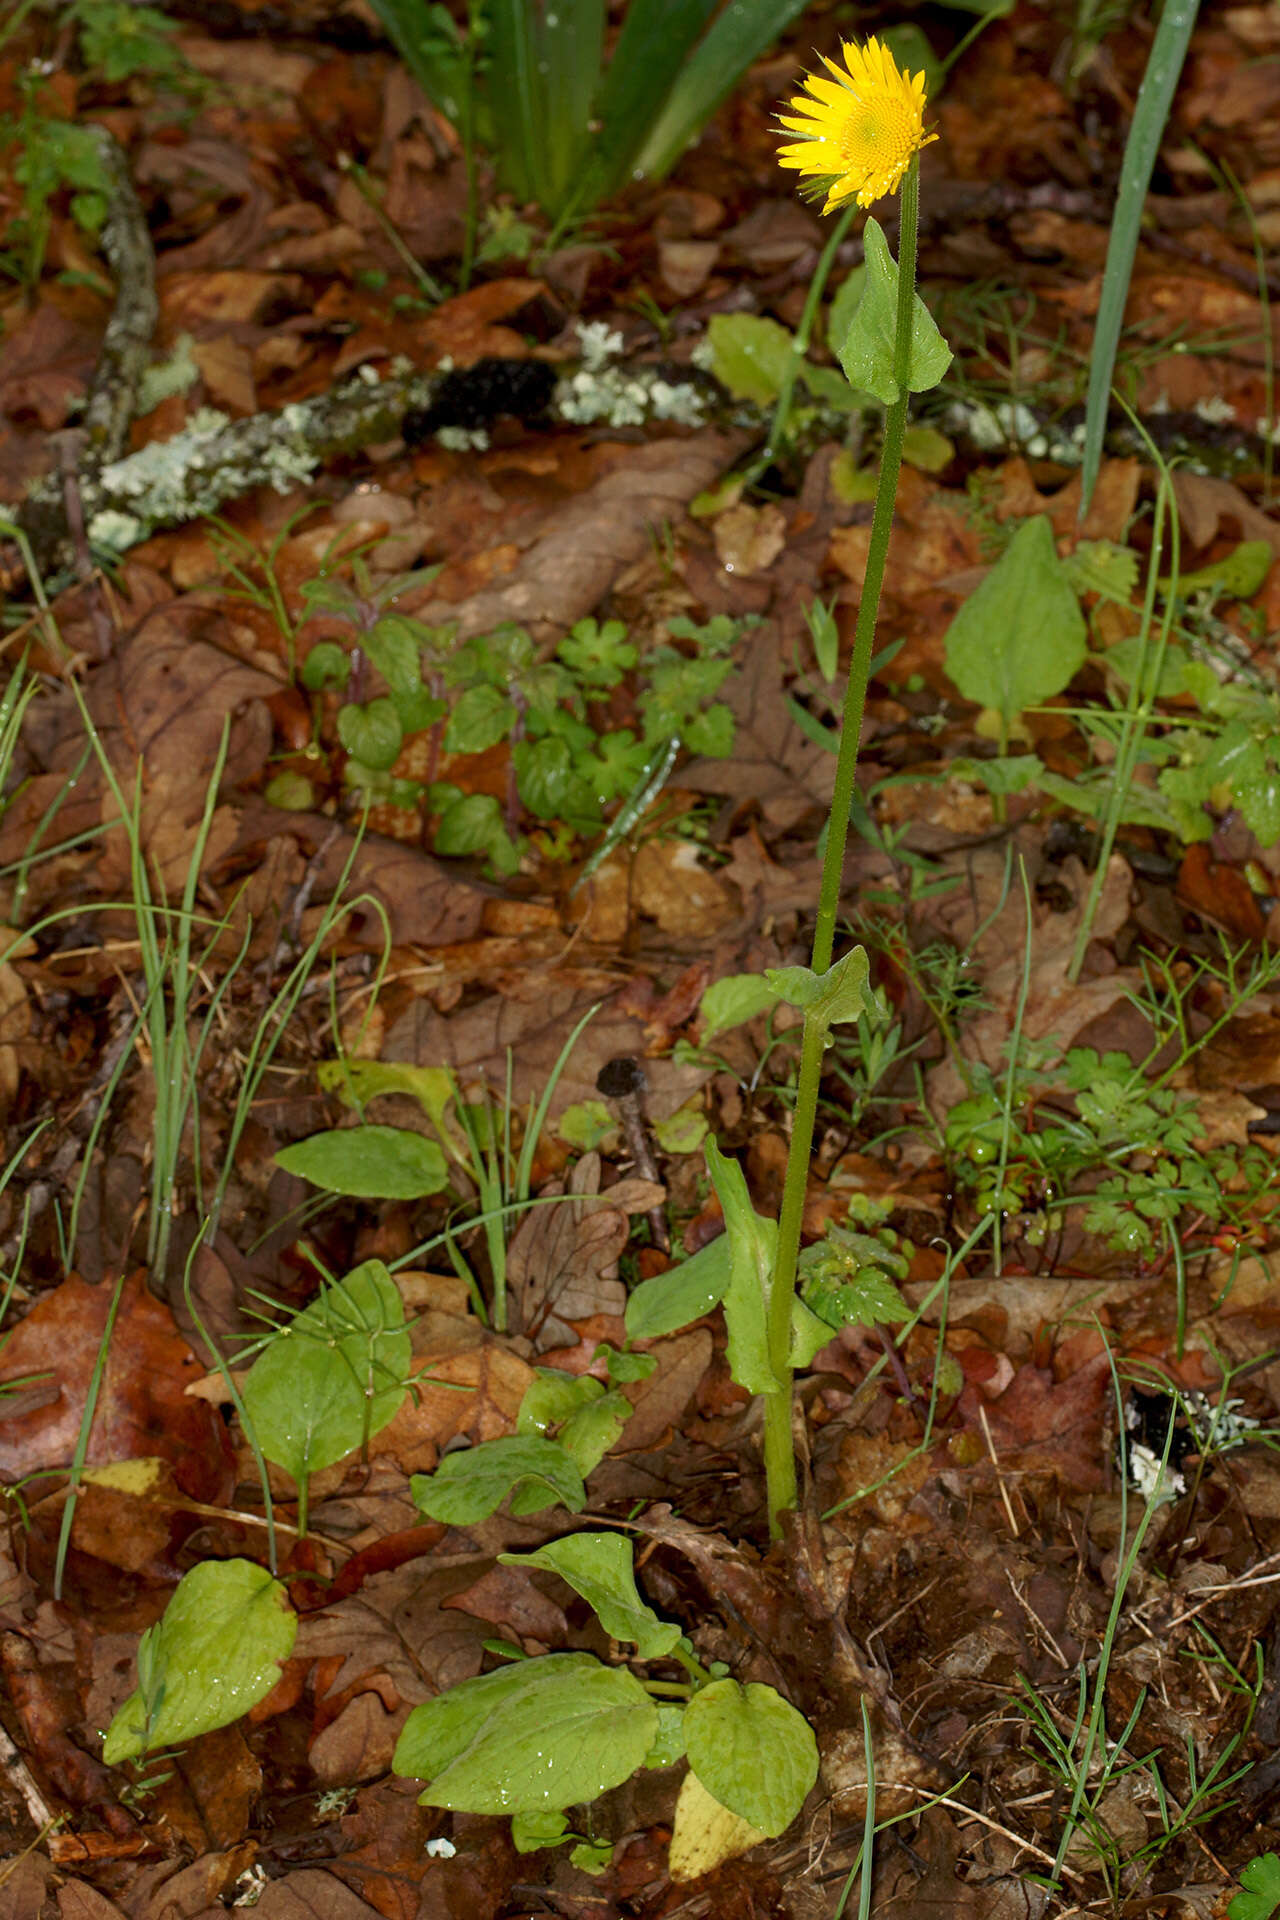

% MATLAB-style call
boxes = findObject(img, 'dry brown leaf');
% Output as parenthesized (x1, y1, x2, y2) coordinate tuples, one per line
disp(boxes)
(309, 1694, 405, 1786)
(620, 1329, 714, 1453)
(712, 501, 787, 576)
(1172, 470, 1280, 557)
(382, 981, 709, 1125)
(377, 1341, 535, 1474)
(229, 803, 488, 950)
(405, 428, 749, 643)
(507, 1152, 630, 1347)
(926, 849, 1134, 1118)
(253, 1870, 385, 1919)
(294, 1559, 494, 1705)
(57, 1886, 127, 1920)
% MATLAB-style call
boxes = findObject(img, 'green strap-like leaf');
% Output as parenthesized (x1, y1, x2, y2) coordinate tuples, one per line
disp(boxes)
(1079, 0, 1199, 513)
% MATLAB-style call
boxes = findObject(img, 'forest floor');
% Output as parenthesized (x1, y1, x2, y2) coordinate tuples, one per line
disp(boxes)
(3, 1, 1280, 1916)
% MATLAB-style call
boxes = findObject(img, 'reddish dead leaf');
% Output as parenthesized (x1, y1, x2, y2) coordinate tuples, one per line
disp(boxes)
(142, 1722, 261, 1855)
(309, 1693, 404, 1787)
(0, 1270, 234, 1504)
(1177, 842, 1268, 943)
(957, 1353, 1111, 1489)
(294, 1560, 495, 1707)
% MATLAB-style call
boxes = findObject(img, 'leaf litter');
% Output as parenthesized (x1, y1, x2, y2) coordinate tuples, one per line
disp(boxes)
(2, 1, 1280, 1915)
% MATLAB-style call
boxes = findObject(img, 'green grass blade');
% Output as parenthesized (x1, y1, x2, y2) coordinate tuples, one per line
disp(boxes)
(587, 0, 719, 201)
(1078, 0, 1199, 514)
(367, 0, 473, 126)
(630, 0, 812, 184)
(486, 0, 544, 205)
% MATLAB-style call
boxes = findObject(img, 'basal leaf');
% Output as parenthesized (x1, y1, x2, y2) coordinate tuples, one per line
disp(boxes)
(103, 1559, 296, 1764)
(392, 1651, 657, 1813)
(682, 1679, 818, 1836)
(242, 1259, 411, 1484)
(943, 515, 1087, 739)
(410, 1434, 586, 1524)
(275, 1124, 448, 1200)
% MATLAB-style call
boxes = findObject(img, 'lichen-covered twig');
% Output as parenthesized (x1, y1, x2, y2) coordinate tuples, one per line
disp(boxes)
(80, 126, 157, 480)
(14, 328, 739, 580)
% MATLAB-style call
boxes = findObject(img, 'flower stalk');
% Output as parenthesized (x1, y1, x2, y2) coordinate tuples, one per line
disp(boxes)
(762, 143, 925, 1539)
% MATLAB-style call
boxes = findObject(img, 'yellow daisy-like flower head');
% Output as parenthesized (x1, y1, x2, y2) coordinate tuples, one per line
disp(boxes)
(777, 37, 937, 213)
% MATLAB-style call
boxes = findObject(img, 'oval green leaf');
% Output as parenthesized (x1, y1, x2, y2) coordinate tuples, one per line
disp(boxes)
(275, 1124, 448, 1200)
(241, 1259, 411, 1484)
(682, 1679, 818, 1837)
(103, 1559, 296, 1765)
(392, 1651, 658, 1814)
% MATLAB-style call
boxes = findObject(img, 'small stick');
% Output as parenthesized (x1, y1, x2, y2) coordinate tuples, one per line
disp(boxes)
(596, 1056, 669, 1255)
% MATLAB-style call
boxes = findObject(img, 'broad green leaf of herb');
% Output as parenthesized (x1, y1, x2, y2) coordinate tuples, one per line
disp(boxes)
(241, 1260, 411, 1486)
(499, 1534, 682, 1659)
(557, 617, 637, 687)
(410, 1434, 585, 1522)
(699, 973, 780, 1043)
(624, 1235, 732, 1341)
(705, 313, 862, 414)
(392, 1653, 657, 1813)
(682, 1679, 818, 1836)
(275, 1124, 448, 1200)
(1064, 539, 1139, 603)
(943, 515, 1087, 741)
(103, 1560, 296, 1764)
(835, 219, 952, 405)
(337, 698, 402, 771)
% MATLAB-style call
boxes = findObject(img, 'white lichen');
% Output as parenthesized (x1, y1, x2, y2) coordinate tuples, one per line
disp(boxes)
(262, 441, 321, 490)
(556, 364, 706, 430)
(88, 507, 147, 554)
(577, 320, 625, 371)
(436, 424, 491, 452)
(136, 334, 200, 414)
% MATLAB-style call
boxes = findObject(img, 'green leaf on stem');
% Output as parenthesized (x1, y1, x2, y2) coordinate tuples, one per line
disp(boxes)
(624, 1235, 732, 1340)
(835, 218, 952, 405)
(705, 1139, 780, 1396)
(499, 1533, 681, 1659)
(765, 946, 871, 1030)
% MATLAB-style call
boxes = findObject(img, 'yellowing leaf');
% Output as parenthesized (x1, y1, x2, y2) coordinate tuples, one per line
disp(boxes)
(669, 1767, 767, 1882)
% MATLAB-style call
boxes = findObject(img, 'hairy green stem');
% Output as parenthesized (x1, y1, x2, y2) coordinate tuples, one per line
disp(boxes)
(762, 161, 920, 1539)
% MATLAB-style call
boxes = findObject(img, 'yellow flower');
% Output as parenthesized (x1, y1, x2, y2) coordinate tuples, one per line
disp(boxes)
(777, 37, 937, 213)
